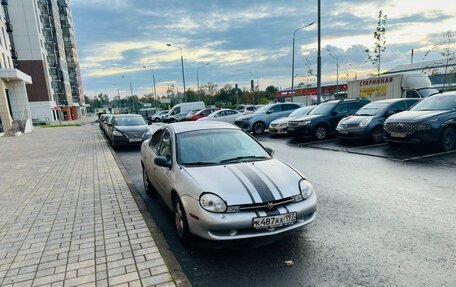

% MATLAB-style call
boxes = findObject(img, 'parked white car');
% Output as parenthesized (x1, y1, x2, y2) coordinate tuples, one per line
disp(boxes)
(197, 109, 241, 124)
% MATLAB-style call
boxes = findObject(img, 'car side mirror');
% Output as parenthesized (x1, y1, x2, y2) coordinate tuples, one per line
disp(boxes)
(266, 110, 273, 114)
(154, 156, 172, 169)
(331, 111, 338, 116)
(264, 146, 275, 157)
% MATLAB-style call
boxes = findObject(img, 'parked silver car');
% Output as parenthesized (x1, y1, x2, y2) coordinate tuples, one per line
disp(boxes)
(140, 122, 317, 244)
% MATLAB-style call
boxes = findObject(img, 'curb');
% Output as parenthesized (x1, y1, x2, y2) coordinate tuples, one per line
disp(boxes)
(109, 145, 192, 287)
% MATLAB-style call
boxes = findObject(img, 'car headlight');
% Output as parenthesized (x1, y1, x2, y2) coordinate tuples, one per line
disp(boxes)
(359, 118, 372, 127)
(279, 123, 288, 127)
(417, 123, 432, 130)
(299, 179, 314, 200)
(199, 193, 227, 213)
(113, 130, 123, 136)
(299, 120, 311, 126)
(144, 129, 153, 136)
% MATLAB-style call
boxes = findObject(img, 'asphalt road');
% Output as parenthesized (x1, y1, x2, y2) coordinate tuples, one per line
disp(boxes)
(114, 133, 456, 287)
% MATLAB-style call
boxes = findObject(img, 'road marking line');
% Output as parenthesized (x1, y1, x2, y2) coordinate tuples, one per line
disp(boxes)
(350, 143, 388, 150)
(402, 150, 456, 161)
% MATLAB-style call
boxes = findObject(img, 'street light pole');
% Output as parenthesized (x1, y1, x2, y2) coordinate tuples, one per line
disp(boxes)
(122, 75, 135, 112)
(250, 72, 259, 105)
(166, 44, 187, 102)
(197, 63, 210, 101)
(291, 22, 315, 102)
(327, 49, 339, 95)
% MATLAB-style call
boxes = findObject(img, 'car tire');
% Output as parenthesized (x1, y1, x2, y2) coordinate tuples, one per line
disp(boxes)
(169, 118, 175, 123)
(154, 117, 160, 122)
(111, 138, 116, 150)
(314, 125, 328, 140)
(173, 196, 191, 244)
(252, 122, 266, 135)
(371, 127, 384, 144)
(142, 166, 155, 195)
(439, 126, 456, 151)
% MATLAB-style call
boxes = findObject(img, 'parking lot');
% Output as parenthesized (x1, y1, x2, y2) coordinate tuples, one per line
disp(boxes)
(109, 123, 456, 287)
(261, 134, 456, 168)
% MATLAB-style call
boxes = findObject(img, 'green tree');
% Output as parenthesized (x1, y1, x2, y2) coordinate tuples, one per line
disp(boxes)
(365, 10, 387, 76)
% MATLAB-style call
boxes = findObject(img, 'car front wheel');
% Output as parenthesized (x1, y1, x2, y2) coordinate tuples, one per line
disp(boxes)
(252, 122, 266, 135)
(314, 125, 328, 140)
(371, 127, 384, 143)
(142, 166, 154, 195)
(173, 197, 191, 244)
(439, 126, 456, 151)
(154, 117, 160, 122)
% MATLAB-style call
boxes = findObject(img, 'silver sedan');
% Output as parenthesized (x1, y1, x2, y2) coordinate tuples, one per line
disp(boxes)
(140, 121, 317, 244)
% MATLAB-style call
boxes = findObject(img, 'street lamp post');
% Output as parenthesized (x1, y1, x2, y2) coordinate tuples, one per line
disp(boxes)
(197, 63, 210, 101)
(121, 75, 135, 112)
(317, 0, 322, 104)
(291, 21, 315, 102)
(326, 48, 339, 95)
(142, 67, 158, 108)
(166, 43, 187, 102)
(249, 72, 259, 105)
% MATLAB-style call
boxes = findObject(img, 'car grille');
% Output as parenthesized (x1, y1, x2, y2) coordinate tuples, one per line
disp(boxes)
(384, 122, 418, 134)
(269, 123, 278, 128)
(234, 120, 250, 129)
(340, 123, 359, 129)
(237, 197, 296, 211)
(123, 131, 144, 138)
(288, 121, 299, 128)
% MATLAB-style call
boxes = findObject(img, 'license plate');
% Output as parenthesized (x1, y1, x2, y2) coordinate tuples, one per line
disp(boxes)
(252, 212, 297, 229)
(129, 138, 142, 142)
(390, 132, 406, 138)
(338, 130, 349, 134)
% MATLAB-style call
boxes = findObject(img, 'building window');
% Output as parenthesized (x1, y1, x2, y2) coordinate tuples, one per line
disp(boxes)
(2, 53, 6, 69)
(7, 56, 11, 69)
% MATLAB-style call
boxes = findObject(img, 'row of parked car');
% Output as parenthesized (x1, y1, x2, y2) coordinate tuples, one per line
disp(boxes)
(240, 92, 456, 151)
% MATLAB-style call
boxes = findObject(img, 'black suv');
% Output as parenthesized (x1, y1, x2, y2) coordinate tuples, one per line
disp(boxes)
(288, 98, 370, 140)
(384, 92, 456, 151)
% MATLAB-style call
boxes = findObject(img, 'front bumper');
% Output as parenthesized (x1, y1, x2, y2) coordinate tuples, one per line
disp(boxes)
(269, 125, 288, 135)
(287, 125, 313, 138)
(336, 127, 369, 141)
(384, 130, 438, 144)
(180, 193, 317, 241)
(112, 134, 148, 145)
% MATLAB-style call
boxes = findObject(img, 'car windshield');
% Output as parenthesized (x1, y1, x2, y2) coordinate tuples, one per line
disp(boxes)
(254, 104, 273, 114)
(309, 102, 338, 115)
(410, 95, 456, 111)
(355, 102, 390, 116)
(115, 116, 146, 126)
(176, 129, 270, 166)
(289, 106, 314, 117)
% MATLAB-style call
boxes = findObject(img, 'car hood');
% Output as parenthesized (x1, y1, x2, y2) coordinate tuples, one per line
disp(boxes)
(290, 114, 323, 122)
(182, 159, 303, 205)
(270, 117, 290, 125)
(386, 110, 449, 123)
(340, 115, 374, 125)
(115, 125, 149, 133)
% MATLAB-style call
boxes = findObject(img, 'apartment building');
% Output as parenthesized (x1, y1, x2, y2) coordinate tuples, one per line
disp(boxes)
(7, 0, 84, 123)
(0, 0, 33, 135)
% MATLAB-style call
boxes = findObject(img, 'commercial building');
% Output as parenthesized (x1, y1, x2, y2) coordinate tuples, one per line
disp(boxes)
(6, 0, 84, 123)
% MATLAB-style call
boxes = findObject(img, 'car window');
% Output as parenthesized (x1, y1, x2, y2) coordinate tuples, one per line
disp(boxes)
(334, 104, 348, 115)
(149, 130, 164, 154)
(405, 99, 419, 108)
(282, 104, 300, 111)
(387, 101, 406, 113)
(227, 110, 236, 115)
(216, 111, 226, 117)
(405, 90, 420, 98)
(171, 107, 180, 115)
(348, 102, 366, 114)
(268, 105, 281, 113)
(159, 130, 172, 161)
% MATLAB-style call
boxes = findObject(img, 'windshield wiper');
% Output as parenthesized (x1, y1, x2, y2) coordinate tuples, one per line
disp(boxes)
(355, 113, 373, 116)
(220, 156, 269, 164)
(182, 161, 218, 166)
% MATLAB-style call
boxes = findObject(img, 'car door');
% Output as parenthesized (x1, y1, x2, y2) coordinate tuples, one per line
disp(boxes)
(265, 105, 283, 125)
(226, 110, 240, 124)
(153, 129, 175, 201)
(143, 129, 164, 190)
(330, 104, 348, 130)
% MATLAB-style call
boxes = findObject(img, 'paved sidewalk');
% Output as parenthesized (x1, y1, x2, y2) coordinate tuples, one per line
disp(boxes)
(0, 120, 176, 287)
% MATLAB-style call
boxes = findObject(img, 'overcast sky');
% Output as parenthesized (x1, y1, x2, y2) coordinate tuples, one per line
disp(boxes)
(71, 0, 456, 99)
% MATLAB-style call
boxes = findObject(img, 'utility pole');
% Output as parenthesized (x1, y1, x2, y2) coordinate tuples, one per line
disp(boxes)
(153, 74, 157, 108)
(317, 0, 322, 104)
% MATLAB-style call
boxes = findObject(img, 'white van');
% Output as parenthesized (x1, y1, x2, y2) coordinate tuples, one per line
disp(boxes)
(162, 101, 205, 123)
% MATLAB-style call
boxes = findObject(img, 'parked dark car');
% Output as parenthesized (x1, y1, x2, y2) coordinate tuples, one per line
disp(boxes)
(384, 92, 456, 151)
(108, 114, 153, 149)
(288, 98, 370, 140)
(336, 98, 419, 143)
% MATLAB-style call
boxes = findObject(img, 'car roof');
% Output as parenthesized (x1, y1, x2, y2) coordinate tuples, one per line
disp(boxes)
(114, 114, 142, 118)
(168, 121, 240, 134)
(369, 98, 416, 104)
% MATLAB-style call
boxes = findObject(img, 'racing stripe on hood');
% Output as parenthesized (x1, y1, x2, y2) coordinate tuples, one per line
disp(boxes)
(236, 164, 275, 203)
(252, 164, 284, 199)
(227, 166, 256, 204)
(264, 207, 280, 216)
